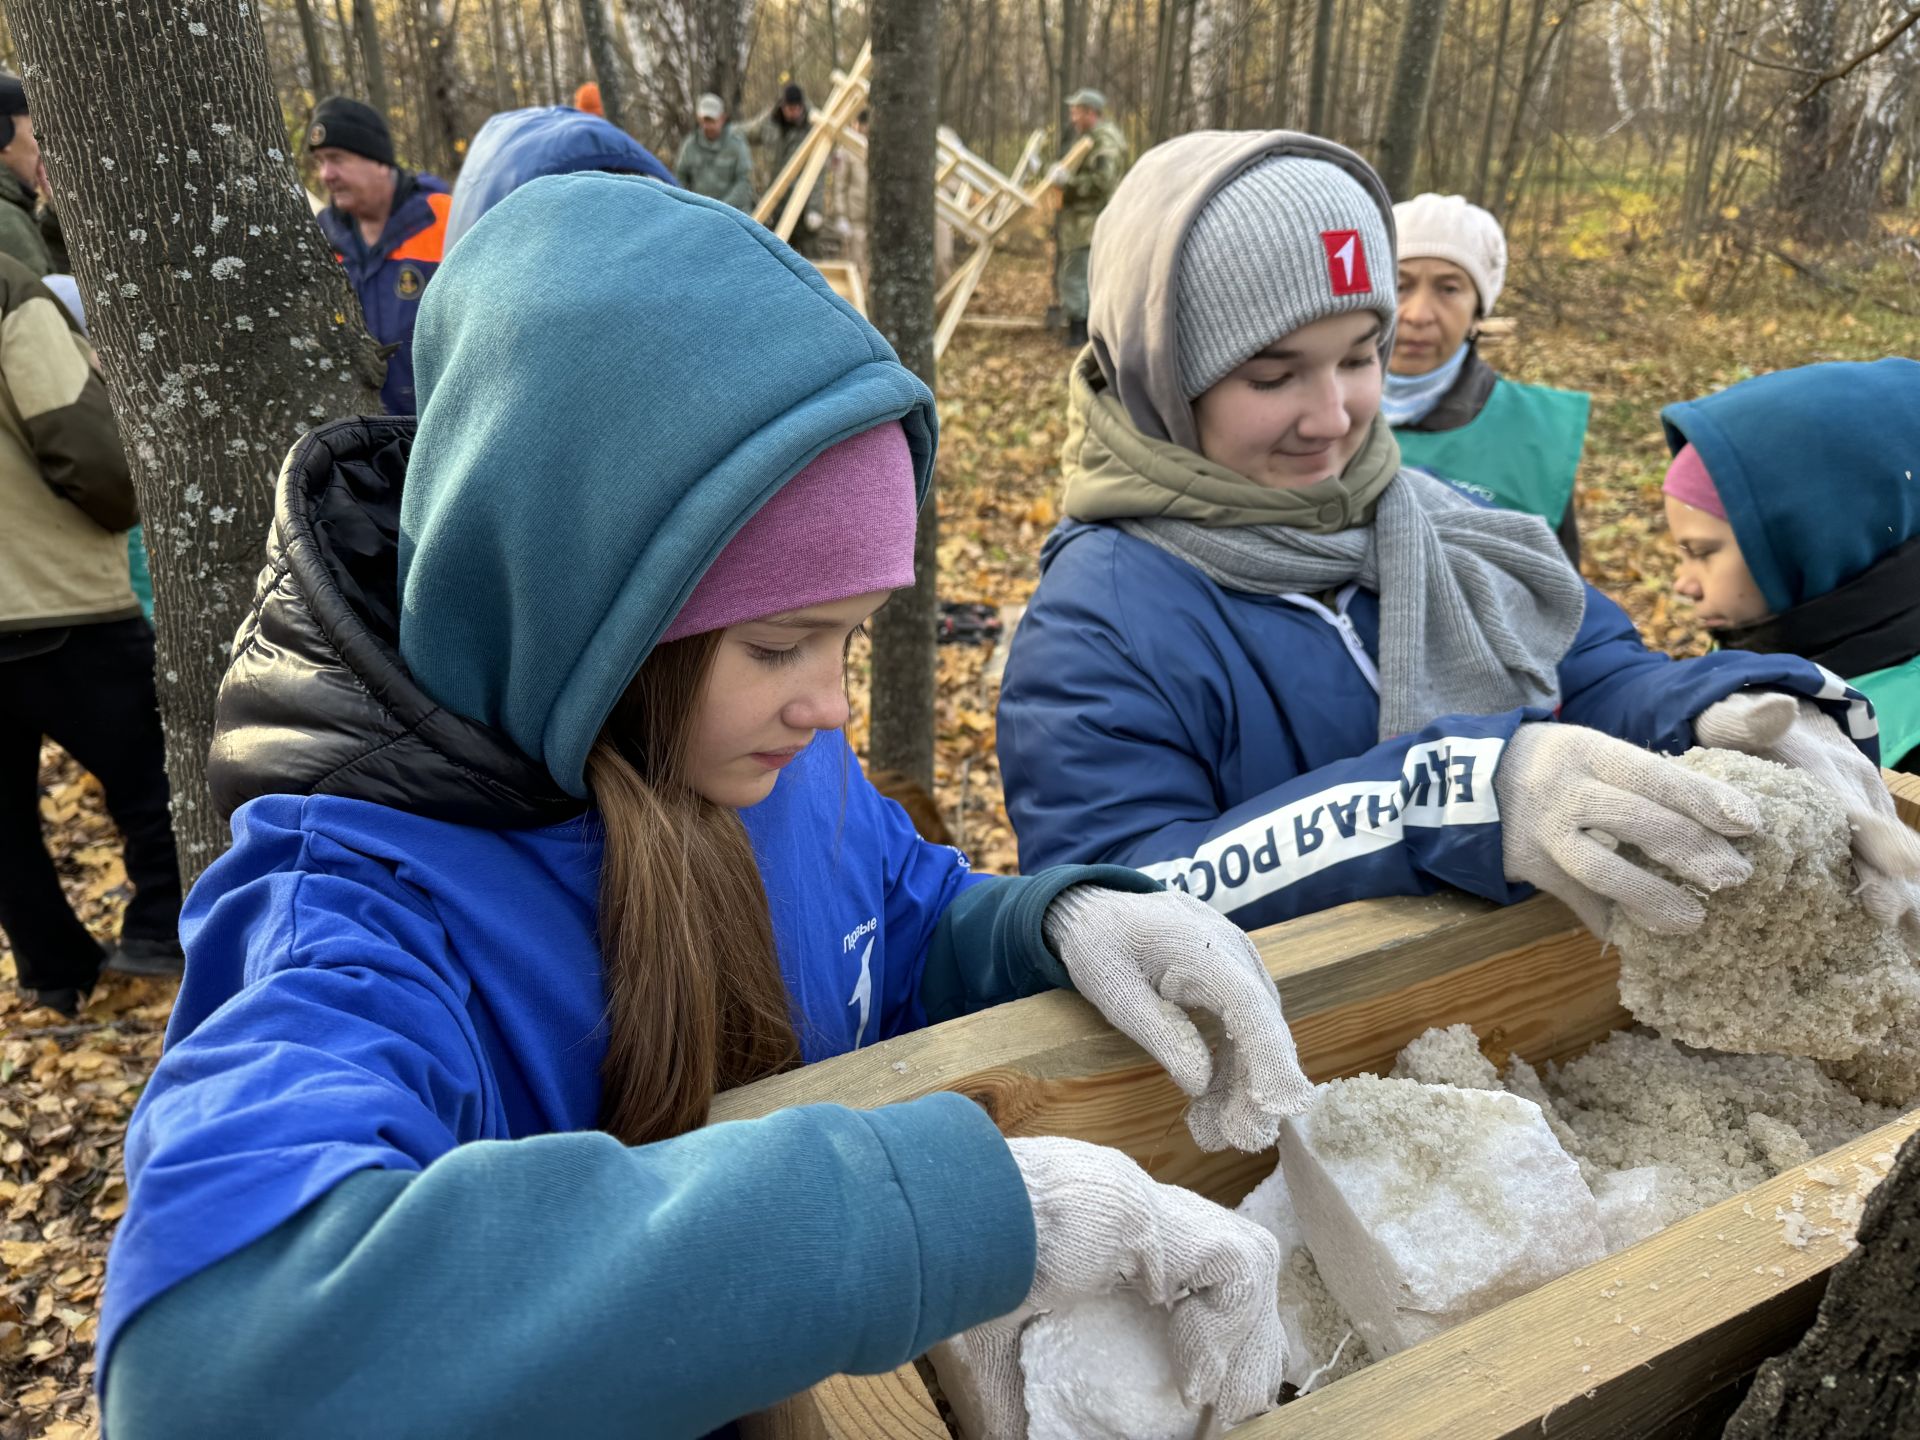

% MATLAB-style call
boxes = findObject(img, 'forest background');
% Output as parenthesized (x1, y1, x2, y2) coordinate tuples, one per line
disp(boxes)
(3, 0, 1920, 1435)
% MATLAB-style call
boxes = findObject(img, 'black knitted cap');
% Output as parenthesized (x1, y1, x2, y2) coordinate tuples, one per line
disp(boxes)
(0, 73, 27, 118)
(307, 95, 394, 166)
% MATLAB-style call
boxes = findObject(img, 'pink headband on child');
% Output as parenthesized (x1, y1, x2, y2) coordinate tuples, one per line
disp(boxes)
(1662, 443, 1726, 521)
(661, 421, 919, 643)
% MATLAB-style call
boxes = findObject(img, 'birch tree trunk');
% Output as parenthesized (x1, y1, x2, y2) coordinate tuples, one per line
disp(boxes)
(866, 0, 940, 789)
(1376, 0, 1449, 197)
(10, 0, 385, 883)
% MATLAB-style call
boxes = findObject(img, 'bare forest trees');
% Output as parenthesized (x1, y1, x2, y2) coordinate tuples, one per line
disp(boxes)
(866, 0, 942, 787)
(9, 1, 384, 884)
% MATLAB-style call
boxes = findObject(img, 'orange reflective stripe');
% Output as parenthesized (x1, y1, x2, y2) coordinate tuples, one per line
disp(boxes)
(389, 191, 450, 265)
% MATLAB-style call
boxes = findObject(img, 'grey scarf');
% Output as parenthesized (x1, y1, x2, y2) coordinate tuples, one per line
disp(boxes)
(1120, 468, 1587, 739)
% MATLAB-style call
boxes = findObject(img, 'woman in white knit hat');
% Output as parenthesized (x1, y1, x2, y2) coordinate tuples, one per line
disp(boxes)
(1387, 193, 1589, 564)
(998, 131, 1917, 952)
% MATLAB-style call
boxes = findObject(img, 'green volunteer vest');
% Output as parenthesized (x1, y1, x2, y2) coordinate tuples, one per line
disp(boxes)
(1393, 376, 1590, 526)
(1854, 655, 1920, 770)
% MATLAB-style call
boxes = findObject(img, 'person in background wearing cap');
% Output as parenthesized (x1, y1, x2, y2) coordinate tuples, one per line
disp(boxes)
(1387, 194, 1589, 565)
(95, 175, 1315, 1436)
(308, 95, 451, 415)
(1051, 89, 1128, 349)
(1662, 359, 1920, 775)
(572, 81, 604, 117)
(676, 92, 755, 211)
(748, 81, 827, 256)
(998, 131, 1920, 950)
(0, 73, 51, 277)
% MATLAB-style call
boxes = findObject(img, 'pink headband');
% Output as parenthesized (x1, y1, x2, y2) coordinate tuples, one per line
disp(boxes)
(1662, 443, 1725, 521)
(662, 422, 919, 643)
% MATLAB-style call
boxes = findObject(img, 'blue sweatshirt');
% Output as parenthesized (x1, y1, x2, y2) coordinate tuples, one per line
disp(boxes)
(998, 520, 1879, 931)
(100, 177, 1160, 1437)
(102, 731, 1148, 1437)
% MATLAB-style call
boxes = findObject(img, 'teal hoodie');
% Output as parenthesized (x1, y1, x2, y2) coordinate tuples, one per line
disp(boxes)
(99, 177, 1098, 1439)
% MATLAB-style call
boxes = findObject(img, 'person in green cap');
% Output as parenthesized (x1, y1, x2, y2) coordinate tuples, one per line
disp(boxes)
(676, 93, 755, 211)
(1385, 193, 1589, 564)
(1051, 88, 1128, 348)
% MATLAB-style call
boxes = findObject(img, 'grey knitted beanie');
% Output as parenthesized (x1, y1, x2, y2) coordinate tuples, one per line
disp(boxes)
(1176, 155, 1395, 400)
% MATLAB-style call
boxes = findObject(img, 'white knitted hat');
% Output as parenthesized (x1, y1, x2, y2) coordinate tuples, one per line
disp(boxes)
(1175, 156, 1396, 401)
(1392, 192, 1506, 316)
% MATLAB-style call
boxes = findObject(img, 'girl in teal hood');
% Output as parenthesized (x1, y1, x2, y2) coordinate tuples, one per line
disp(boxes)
(1662, 358, 1920, 772)
(99, 177, 1311, 1437)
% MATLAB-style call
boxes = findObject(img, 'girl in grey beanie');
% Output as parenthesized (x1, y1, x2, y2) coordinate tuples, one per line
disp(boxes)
(998, 129, 1913, 956)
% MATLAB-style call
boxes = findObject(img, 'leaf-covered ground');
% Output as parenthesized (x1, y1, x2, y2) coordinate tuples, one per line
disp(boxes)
(5, 197, 1916, 1438)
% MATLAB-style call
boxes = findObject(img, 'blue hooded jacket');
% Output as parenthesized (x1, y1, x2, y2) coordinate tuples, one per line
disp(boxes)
(446, 106, 678, 251)
(100, 179, 1153, 1439)
(1660, 357, 1920, 768)
(998, 516, 1879, 932)
(317, 169, 451, 414)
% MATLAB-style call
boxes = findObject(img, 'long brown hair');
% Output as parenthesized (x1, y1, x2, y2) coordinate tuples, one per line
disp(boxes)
(585, 632, 801, 1146)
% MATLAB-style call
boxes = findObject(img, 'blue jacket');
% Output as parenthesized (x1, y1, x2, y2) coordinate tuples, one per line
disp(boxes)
(447, 106, 678, 251)
(317, 169, 451, 413)
(998, 519, 1878, 932)
(101, 181, 1157, 1438)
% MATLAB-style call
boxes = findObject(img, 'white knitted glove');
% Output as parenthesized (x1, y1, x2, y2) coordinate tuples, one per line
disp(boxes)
(934, 1136, 1286, 1438)
(1043, 887, 1314, 1152)
(1047, 163, 1073, 188)
(1496, 722, 1762, 937)
(1696, 691, 1920, 946)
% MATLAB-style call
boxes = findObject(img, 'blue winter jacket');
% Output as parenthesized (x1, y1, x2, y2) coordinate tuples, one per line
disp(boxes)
(998, 517, 1879, 932)
(101, 181, 1159, 1438)
(446, 106, 677, 251)
(317, 169, 451, 413)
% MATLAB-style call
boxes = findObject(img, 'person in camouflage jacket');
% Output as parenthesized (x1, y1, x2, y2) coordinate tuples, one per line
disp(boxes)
(1051, 89, 1128, 347)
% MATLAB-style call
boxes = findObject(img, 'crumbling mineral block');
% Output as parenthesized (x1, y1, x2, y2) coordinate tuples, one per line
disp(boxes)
(1236, 1159, 1370, 1392)
(1611, 749, 1920, 1089)
(1020, 1292, 1200, 1440)
(1591, 1167, 1666, 1253)
(1279, 1076, 1607, 1358)
(1392, 1022, 1501, 1091)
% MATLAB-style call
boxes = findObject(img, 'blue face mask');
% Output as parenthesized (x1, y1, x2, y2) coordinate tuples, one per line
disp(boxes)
(1380, 341, 1469, 427)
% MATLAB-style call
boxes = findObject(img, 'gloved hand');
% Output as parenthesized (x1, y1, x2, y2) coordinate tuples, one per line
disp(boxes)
(1496, 721, 1762, 938)
(1047, 163, 1073, 189)
(1043, 886, 1314, 1152)
(804, 208, 824, 232)
(934, 1136, 1286, 1438)
(1696, 690, 1920, 945)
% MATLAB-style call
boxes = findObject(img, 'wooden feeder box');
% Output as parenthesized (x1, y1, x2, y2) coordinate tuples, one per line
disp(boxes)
(723, 773, 1920, 1439)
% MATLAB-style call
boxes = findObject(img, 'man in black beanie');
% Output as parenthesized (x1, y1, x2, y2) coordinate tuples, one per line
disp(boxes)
(307, 95, 450, 414)
(0, 73, 51, 277)
(745, 80, 825, 258)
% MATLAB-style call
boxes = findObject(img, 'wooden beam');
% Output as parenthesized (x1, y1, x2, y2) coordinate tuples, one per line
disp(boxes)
(741, 1367, 944, 1440)
(1246, 1111, 1919, 1438)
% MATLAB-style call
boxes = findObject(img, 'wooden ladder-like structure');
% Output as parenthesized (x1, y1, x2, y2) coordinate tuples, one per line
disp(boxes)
(753, 45, 1091, 356)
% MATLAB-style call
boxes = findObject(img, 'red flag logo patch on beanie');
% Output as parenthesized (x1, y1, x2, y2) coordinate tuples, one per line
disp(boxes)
(1320, 230, 1370, 296)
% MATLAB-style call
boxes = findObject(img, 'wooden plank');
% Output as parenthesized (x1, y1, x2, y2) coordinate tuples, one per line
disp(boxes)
(753, 45, 870, 229)
(743, 1367, 945, 1440)
(1888, 767, 1920, 826)
(934, 242, 996, 360)
(1244, 1110, 1919, 1439)
(813, 260, 866, 316)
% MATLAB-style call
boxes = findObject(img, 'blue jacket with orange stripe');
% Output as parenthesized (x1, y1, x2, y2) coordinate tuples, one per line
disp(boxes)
(318, 169, 450, 414)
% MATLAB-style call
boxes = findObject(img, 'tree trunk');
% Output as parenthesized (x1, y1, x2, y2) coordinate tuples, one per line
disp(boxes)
(332, 0, 362, 92)
(1270, 0, 1295, 126)
(866, 0, 939, 790)
(292, 0, 334, 99)
(10, 0, 385, 884)
(578, 0, 631, 129)
(1472, 0, 1513, 203)
(1491, 0, 1551, 218)
(489, 0, 514, 109)
(355, 0, 392, 116)
(1305, 0, 1334, 133)
(1780, 0, 1836, 233)
(1375, 0, 1448, 197)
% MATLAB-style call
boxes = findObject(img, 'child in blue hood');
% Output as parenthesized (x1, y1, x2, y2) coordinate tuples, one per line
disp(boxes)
(1662, 359, 1920, 774)
(98, 177, 1312, 1438)
(999, 131, 1920, 948)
